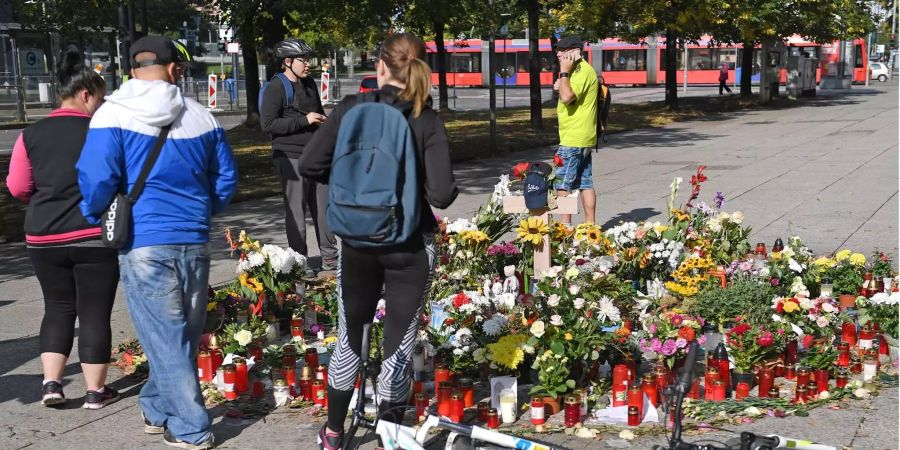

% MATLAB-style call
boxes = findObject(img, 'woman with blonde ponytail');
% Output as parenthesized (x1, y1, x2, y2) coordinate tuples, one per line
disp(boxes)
(300, 32, 458, 450)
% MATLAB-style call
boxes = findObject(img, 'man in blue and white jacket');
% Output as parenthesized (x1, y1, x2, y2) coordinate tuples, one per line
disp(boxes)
(77, 36, 236, 450)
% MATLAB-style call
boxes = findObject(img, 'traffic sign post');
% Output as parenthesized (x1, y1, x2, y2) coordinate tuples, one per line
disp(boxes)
(320, 72, 331, 103)
(208, 73, 218, 109)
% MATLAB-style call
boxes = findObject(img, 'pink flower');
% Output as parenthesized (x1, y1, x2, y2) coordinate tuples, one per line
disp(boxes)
(660, 339, 677, 356)
(675, 338, 688, 348)
(648, 323, 658, 334)
(650, 338, 662, 352)
(697, 334, 707, 345)
(671, 315, 684, 326)
(757, 332, 774, 347)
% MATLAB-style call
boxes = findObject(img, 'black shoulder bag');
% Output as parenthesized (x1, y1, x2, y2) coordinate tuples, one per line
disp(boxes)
(101, 125, 171, 249)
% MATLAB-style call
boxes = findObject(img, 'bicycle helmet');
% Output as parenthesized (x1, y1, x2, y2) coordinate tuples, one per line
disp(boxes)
(275, 38, 313, 59)
(171, 40, 192, 65)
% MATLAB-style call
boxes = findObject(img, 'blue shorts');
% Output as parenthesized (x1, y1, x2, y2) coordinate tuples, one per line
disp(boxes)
(553, 146, 593, 191)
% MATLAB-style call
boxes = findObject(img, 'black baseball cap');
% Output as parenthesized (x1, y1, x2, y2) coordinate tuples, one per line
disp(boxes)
(556, 36, 584, 50)
(130, 35, 179, 67)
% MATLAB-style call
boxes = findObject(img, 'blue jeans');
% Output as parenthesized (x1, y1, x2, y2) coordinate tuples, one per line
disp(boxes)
(553, 146, 594, 190)
(119, 244, 211, 445)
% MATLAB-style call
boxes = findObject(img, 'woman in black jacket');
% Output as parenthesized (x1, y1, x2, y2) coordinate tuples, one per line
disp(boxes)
(6, 46, 119, 409)
(299, 33, 458, 450)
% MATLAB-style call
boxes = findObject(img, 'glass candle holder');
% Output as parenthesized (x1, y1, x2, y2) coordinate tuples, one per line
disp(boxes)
(530, 397, 546, 426)
(564, 396, 580, 427)
(757, 367, 773, 398)
(627, 406, 640, 427)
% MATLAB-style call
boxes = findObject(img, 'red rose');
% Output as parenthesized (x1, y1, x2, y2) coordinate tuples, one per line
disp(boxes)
(775, 302, 785, 314)
(731, 324, 751, 335)
(452, 292, 471, 309)
(553, 154, 564, 167)
(512, 162, 530, 179)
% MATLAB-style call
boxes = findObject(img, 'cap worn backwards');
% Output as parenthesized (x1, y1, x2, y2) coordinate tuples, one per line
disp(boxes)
(130, 36, 179, 67)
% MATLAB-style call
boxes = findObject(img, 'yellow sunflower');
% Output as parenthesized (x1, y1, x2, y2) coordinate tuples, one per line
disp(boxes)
(517, 217, 549, 245)
(586, 228, 604, 246)
(239, 273, 264, 294)
(551, 222, 573, 241)
(573, 222, 601, 241)
(460, 230, 489, 244)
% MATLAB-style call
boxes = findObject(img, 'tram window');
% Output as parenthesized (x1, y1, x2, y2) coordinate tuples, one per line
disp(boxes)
(714, 49, 737, 69)
(516, 51, 555, 72)
(601, 50, 647, 71)
(427, 52, 481, 73)
(659, 49, 684, 70)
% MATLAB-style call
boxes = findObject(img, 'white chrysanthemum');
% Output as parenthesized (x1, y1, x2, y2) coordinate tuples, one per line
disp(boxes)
(446, 218, 476, 234)
(596, 296, 621, 323)
(247, 251, 266, 269)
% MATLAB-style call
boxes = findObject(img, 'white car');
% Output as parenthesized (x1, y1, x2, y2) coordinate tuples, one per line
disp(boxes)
(869, 62, 890, 82)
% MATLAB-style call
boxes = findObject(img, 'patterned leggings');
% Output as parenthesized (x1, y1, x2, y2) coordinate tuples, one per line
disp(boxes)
(326, 235, 436, 431)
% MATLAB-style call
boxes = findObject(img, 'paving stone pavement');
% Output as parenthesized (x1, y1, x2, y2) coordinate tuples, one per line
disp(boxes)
(0, 84, 897, 450)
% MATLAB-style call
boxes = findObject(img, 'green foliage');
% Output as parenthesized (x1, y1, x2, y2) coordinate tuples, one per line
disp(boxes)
(801, 344, 838, 370)
(688, 278, 774, 326)
(826, 261, 865, 296)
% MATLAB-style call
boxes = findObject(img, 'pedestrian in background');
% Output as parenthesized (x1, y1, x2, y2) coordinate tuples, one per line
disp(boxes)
(719, 62, 733, 95)
(6, 45, 120, 410)
(260, 38, 337, 273)
(553, 36, 598, 224)
(299, 33, 458, 450)
(77, 36, 237, 450)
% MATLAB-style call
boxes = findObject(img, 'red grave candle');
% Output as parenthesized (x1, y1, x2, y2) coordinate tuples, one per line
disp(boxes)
(486, 409, 500, 429)
(735, 382, 750, 399)
(627, 385, 643, 418)
(530, 397, 546, 426)
(415, 393, 428, 422)
(197, 351, 214, 382)
(842, 322, 857, 346)
(449, 393, 464, 423)
(757, 368, 773, 398)
(233, 357, 249, 393)
(564, 396, 580, 427)
(641, 374, 659, 407)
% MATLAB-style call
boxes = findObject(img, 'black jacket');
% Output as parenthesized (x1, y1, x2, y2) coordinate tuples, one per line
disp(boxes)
(298, 85, 458, 234)
(259, 74, 324, 158)
(20, 112, 101, 245)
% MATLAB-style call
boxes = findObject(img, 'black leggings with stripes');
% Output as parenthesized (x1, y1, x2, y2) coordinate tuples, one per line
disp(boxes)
(326, 234, 435, 432)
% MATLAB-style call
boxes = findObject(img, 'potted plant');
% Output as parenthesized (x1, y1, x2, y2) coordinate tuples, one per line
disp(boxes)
(529, 349, 573, 414)
(856, 292, 900, 345)
(821, 250, 866, 308)
(724, 319, 783, 388)
(687, 279, 774, 328)
(800, 343, 838, 390)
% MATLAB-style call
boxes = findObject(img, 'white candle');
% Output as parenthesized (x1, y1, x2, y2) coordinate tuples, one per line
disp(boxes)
(499, 389, 517, 423)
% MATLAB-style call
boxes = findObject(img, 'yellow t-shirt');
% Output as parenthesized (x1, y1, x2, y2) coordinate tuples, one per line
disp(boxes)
(557, 59, 598, 148)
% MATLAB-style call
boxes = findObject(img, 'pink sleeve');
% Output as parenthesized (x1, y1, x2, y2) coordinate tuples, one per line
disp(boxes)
(6, 134, 34, 202)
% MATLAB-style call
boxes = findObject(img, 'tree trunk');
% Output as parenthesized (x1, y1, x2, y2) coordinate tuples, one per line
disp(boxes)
(526, 0, 542, 129)
(240, 26, 260, 128)
(665, 31, 678, 109)
(260, 9, 286, 85)
(434, 20, 450, 112)
(550, 35, 559, 103)
(740, 40, 754, 96)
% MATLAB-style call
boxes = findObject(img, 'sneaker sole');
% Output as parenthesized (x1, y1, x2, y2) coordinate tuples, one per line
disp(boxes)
(41, 396, 66, 406)
(82, 393, 120, 410)
(145, 424, 165, 435)
(163, 438, 214, 450)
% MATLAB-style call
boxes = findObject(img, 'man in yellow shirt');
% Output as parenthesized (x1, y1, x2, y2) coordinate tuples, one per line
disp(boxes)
(553, 36, 598, 224)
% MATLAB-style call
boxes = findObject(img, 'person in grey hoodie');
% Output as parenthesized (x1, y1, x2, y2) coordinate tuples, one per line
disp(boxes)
(77, 36, 236, 450)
